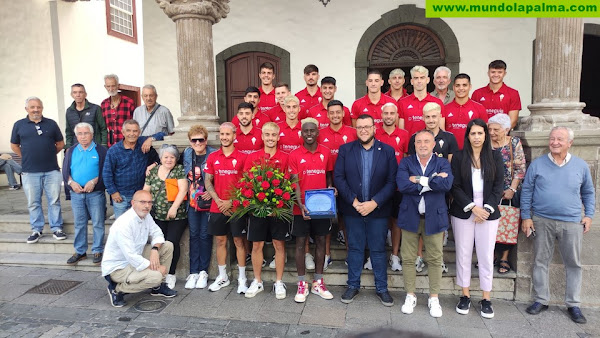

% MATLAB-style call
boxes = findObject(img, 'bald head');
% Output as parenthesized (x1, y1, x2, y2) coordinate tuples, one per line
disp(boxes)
(131, 190, 153, 218)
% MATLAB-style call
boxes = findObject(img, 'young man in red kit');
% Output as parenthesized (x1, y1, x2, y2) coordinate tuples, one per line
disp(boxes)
(289, 118, 335, 303)
(351, 69, 397, 129)
(445, 74, 488, 149)
(277, 96, 304, 154)
(267, 83, 304, 123)
(204, 122, 248, 294)
(307, 77, 352, 128)
(472, 60, 521, 129)
(232, 87, 270, 129)
(295, 64, 322, 116)
(234, 102, 264, 155)
(385, 68, 408, 102)
(399, 66, 445, 138)
(317, 100, 358, 269)
(256, 62, 278, 114)
(242, 122, 290, 300)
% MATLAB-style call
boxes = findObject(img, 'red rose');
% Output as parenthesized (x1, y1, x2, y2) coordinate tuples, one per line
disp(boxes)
(274, 188, 283, 196)
(282, 192, 291, 201)
(248, 172, 254, 179)
(257, 192, 266, 201)
(243, 189, 253, 198)
(242, 200, 250, 207)
(266, 171, 274, 179)
(291, 183, 297, 190)
(233, 200, 241, 208)
(284, 172, 290, 180)
(245, 182, 253, 189)
(256, 175, 263, 182)
(276, 200, 284, 208)
(272, 179, 280, 187)
(235, 181, 243, 189)
(261, 181, 270, 190)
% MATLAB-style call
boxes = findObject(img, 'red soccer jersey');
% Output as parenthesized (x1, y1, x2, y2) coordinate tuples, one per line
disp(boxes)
(256, 87, 277, 114)
(471, 83, 521, 119)
(234, 126, 264, 155)
(307, 103, 352, 128)
(398, 93, 445, 138)
(277, 121, 303, 153)
(350, 94, 397, 129)
(288, 144, 334, 215)
(384, 89, 409, 102)
(243, 149, 289, 173)
(232, 112, 270, 130)
(295, 87, 322, 116)
(375, 127, 410, 163)
(266, 105, 286, 124)
(317, 125, 357, 164)
(204, 148, 246, 213)
(444, 99, 488, 149)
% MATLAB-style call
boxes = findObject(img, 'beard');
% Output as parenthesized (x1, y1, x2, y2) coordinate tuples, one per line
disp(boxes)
(359, 134, 375, 145)
(108, 90, 119, 97)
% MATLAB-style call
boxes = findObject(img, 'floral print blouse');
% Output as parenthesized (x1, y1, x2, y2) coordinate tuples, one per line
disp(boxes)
(492, 136, 526, 191)
(145, 164, 187, 221)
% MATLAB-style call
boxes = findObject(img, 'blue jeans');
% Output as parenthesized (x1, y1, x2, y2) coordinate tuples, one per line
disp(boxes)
(188, 208, 213, 274)
(71, 191, 106, 254)
(112, 194, 132, 219)
(1, 159, 21, 186)
(345, 215, 388, 293)
(22, 170, 63, 232)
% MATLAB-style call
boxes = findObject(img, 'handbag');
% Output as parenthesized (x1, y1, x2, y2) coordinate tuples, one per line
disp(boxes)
(496, 137, 520, 244)
(189, 152, 211, 211)
(165, 178, 187, 202)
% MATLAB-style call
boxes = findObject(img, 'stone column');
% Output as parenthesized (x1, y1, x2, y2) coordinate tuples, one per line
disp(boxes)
(513, 18, 600, 306)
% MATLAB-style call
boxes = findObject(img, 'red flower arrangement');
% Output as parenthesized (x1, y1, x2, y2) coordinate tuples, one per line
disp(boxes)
(229, 159, 296, 222)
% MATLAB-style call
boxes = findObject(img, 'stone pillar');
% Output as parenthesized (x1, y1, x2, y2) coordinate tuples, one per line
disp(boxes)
(513, 18, 600, 306)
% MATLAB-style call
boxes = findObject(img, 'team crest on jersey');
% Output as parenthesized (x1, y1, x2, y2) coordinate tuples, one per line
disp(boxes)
(439, 140, 445, 148)
(298, 130, 301, 137)
(342, 135, 348, 143)
(319, 154, 324, 162)
(499, 94, 505, 101)
(395, 137, 400, 144)
(251, 137, 256, 145)
(468, 111, 473, 119)
(300, 159, 307, 164)
(447, 113, 454, 117)
(318, 97, 322, 102)
(323, 138, 329, 142)
(232, 159, 237, 167)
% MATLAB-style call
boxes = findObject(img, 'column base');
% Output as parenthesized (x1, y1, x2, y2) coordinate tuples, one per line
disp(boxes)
(156, 114, 222, 148)
(519, 102, 599, 132)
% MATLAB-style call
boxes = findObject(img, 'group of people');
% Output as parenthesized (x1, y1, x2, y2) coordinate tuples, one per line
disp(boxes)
(8, 60, 593, 324)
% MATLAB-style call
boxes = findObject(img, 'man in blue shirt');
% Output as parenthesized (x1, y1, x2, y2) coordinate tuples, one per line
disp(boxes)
(103, 119, 159, 218)
(521, 126, 595, 324)
(10, 97, 66, 244)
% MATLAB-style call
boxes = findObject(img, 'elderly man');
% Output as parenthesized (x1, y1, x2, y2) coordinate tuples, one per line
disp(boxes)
(133, 85, 175, 141)
(521, 127, 595, 324)
(63, 122, 108, 265)
(11, 97, 66, 243)
(430, 66, 455, 105)
(103, 120, 159, 218)
(397, 130, 453, 318)
(102, 190, 176, 307)
(65, 83, 107, 149)
(100, 74, 136, 147)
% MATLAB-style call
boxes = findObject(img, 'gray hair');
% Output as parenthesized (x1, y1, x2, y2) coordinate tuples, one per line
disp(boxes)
(159, 144, 180, 160)
(104, 74, 119, 83)
(25, 96, 43, 108)
(142, 84, 157, 95)
(381, 102, 398, 113)
(433, 66, 451, 78)
(550, 126, 574, 141)
(74, 122, 94, 135)
(488, 113, 511, 131)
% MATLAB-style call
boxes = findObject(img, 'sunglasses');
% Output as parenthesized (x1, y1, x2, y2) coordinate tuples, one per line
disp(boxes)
(190, 138, 206, 143)
(35, 125, 43, 136)
(160, 144, 178, 149)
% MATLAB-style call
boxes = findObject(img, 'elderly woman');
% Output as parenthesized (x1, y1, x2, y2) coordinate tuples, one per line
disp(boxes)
(143, 144, 188, 290)
(182, 125, 217, 290)
(488, 114, 526, 274)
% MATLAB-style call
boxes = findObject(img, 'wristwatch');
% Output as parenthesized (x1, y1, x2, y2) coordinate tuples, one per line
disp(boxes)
(509, 187, 517, 193)
(151, 246, 159, 251)
(67, 179, 73, 185)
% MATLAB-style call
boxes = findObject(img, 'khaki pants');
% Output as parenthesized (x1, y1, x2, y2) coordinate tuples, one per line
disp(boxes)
(110, 241, 174, 294)
(400, 218, 444, 294)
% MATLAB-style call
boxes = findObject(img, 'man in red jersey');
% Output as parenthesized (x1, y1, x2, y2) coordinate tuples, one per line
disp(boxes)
(267, 83, 301, 123)
(351, 69, 397, 128)
(430, 66, 455, 105)
(398, 65, 445, 138)
(204, 122, 248, 294)
(232, 87, 270, 129)
(277, 96, 303, 153)
(445, 73, 488, 149)
(295, 64, 322, 116)
(100, 74, 136, 147)
(385, 68, 408, 102)
(256, 62, 278, 114)
(472, 60, 521, 129)
(307, 77, 352, 128)
(289, 118, 335, 303)
(242, 122, 290, 300)
(234, 102, 263, 155)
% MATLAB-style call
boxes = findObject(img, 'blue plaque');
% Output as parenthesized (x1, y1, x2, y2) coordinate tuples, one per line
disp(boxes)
(305, 188, 336, 219)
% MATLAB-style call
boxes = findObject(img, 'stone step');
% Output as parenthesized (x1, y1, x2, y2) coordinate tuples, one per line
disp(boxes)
(0, 252, 101, 272)
(0, 215, 114, 234)
(0, 232, 107, 255)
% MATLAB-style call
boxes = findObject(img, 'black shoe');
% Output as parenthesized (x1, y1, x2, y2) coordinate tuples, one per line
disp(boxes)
(53, 230, 67, 240)
(456, 295, 471, 315)
(151, 283, 177, 298)
(67, 253, 87, 265)
(376, 291, 394, 307)
(567, 306, 587, 324)
(93, 253, 103, 264)
(526, 302, 549, 315)
(480, 299, 494, 319)
(26, 231, 42, 244)
(341, 288, 359, 304)
(107, 286, 126, 307)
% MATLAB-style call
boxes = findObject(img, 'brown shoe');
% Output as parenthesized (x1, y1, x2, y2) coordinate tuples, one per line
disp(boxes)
(93, 253, 103, 265)
(67, 253, 87, 265)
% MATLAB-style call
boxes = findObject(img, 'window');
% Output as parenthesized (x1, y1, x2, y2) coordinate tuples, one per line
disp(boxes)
(105, 0, 137, 43)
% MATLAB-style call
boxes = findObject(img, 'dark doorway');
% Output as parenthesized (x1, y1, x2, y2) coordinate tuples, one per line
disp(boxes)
(581, 34, 600, 118)
(119, 84, 140, 107)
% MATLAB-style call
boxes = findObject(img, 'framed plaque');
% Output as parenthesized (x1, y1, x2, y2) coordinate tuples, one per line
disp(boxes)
(304, 188, 336, 219)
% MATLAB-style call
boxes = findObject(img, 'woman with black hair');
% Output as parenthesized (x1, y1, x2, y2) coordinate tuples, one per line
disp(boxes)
(449, 118, 504, 319)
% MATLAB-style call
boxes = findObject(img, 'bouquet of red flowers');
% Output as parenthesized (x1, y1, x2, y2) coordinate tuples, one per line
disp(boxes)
(229, 160, 297, 223)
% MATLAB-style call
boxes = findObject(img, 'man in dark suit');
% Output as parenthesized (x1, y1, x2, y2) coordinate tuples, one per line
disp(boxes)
(396, 130, 453, 318)
(334, 114, 398, 307)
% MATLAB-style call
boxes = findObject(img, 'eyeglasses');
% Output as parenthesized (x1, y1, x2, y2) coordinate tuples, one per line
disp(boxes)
(134, 200, 153, 205)
(35, 125, 43, 135)
(356, 125, 374, 131)
(190, 138, 206, 143)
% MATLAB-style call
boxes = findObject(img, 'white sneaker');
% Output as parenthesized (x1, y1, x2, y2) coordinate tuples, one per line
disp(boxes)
(428, 297, 443, 318)
(441, 262, 449, 273)
(274, 281, 287, 300)
(294, 281, 309, 303)
(109, 214, 116, 220)
(305, 253, 315, 270)
(386, 229, 393, 247)
(364, 257, 373, 270)
(311, 278, 333, 300)
(196, 271, 209, 289)
(165, 274, 176, 289)
(323, 255, 332, 271)
(443, 230, 449, 246)
(208, 275, 230, 292)
(390, 255, 403, 272)
(269, 254, 287, 269)
(244, 279, 264, 298)
(401, 294, 418, 314)
(237, 278, 248, 294)
(184, 273, 199, 289)
(415, 256, 425, 273)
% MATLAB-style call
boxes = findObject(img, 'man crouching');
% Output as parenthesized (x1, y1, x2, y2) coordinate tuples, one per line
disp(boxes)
(101, 190, 177, 307)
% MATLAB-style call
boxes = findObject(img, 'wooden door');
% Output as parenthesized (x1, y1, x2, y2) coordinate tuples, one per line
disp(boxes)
(226, 52, 281, 121)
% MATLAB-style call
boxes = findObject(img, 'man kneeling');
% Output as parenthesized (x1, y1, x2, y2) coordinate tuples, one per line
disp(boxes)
(101, 190, 177, 307)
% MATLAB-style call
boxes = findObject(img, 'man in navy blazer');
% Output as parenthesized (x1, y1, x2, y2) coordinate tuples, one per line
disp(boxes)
(334, 114, 397, 307)
(396, 129, 453, 318)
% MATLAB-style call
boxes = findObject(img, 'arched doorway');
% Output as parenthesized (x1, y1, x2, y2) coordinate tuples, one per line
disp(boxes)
(582, 24, 600, 118)
(354, 5, 459, 97)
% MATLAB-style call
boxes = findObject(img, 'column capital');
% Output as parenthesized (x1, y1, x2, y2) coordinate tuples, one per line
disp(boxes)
(156, 0, 230, 23)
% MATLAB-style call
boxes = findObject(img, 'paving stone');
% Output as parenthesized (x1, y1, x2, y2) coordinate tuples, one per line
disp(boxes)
(286, 324, 338, 337)
(131, 313, 191, 330)
(0, 283, 35, 302)
(12, 292, 61, 306)
(439, 326, 492, 337)
(256, 310, 300, 325)
(51, 287, 105, 308)
(300, 306, 346, 328)
(225, 319, 289, 337)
